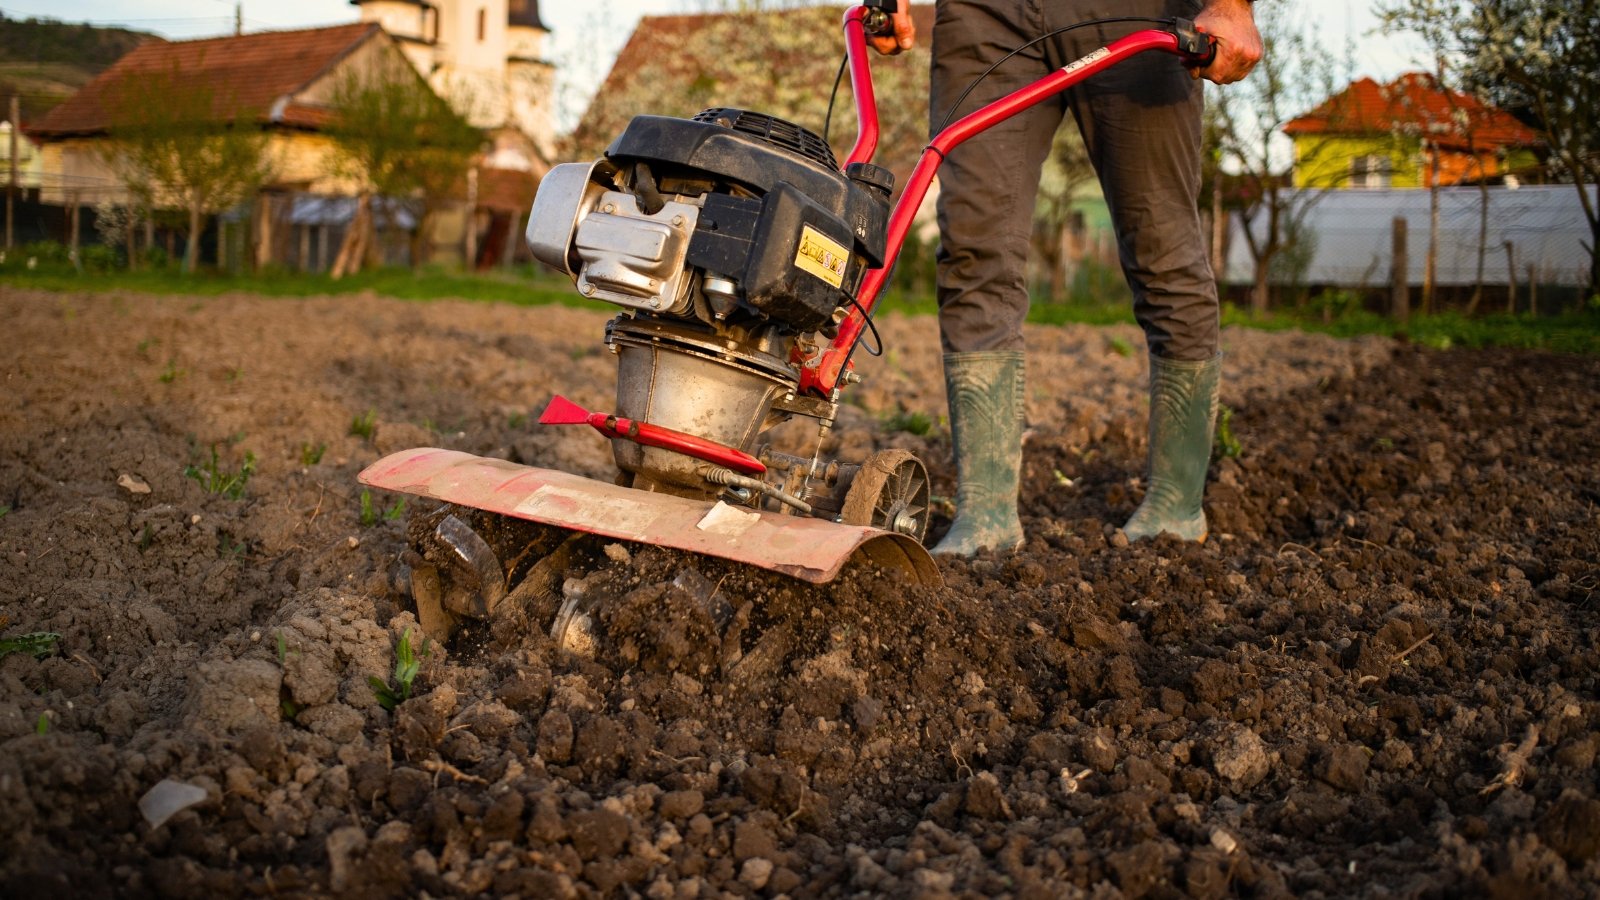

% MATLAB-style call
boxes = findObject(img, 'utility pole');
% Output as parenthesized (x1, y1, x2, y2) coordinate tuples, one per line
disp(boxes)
(7, 95, 18, 250)
(235, 2, 242, 36)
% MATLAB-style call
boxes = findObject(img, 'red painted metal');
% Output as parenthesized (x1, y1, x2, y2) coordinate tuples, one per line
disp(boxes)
(538, 395, 767, 476)
(359, 448, 942, 586)
(842, 6, 880, 168)
(801, 28, 1188, 398)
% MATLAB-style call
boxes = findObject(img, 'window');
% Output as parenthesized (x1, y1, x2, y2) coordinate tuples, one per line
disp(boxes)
(1349, 154, 1393, 189)
(477, 8, 486, 42)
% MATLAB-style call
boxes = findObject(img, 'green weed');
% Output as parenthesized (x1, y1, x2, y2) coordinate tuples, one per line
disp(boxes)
(184, 445, 257, 499)
(1106, 336, 1134, 357)
(359, 489, 405, 526)
(159, 358, 186, 384)
(0, 505, 9, 518)
(884, 410, 935, 437)
(369, 627, 430, 711)
(299, 442, 327, 466)
(349, 410, 377, 440)
(1214, 404, 1242, 459)
(0, 632, 61, 661)
(35, 712, 49, 735)
(136, 338, 158, 359)
(507, 412, 528, 430)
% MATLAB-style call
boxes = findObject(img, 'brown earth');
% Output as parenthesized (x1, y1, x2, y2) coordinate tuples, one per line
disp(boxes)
(2, 286, 1597, 898)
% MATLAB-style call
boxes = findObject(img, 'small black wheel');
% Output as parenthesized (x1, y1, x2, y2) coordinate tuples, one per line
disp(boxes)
(839, 449, 931, 543)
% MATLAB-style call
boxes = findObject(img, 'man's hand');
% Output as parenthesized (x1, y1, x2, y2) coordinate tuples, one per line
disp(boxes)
(868, 5, 916, 55)
(1192, 0, 1262, 84)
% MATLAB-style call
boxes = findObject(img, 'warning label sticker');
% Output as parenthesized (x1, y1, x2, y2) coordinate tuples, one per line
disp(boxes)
(794, 225, 848, 289)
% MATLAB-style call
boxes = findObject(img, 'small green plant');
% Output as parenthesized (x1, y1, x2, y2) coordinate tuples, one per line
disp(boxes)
(0, 632, 61, 661)
(0, 505, 9, 518)
(1214, 404, 1242, 459)
(884, 410, 935, 437)
(136, 338, 158, 359)
(349, 410, 377, 440)
(184, 446, 257, 499)
(369, 627, 430, 711)
(299, 441, 327, 466)
(158, 358, 186, 384)
(507, 411, 528, 429)
(275, 631, 290, 664)
(226, 366, 243, 382)
(35, 712, 49, 735)
(1106, 335, 1135, 357)
(359, 489, 406, 526)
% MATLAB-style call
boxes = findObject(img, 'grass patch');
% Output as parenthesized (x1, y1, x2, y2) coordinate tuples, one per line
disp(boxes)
(349, 410, 377, 440)
(4, 262, 586, 309)
(299, 441, 327, 466)
(369, 627, 430, 711)
(0, 631, 60, 661)
(184, 445, 257, 499)
(359, 489, 406, 527)
(883, 409, 937, 437)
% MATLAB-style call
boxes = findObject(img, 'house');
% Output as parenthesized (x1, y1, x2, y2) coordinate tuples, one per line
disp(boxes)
(351, 0, 555, 264)
(28, 23, 491, 268)
(1284, 72, 1544, 190)
(30, 23, 404, 206)
(569, 5, 935, 189)
(2, 119, 43, 192)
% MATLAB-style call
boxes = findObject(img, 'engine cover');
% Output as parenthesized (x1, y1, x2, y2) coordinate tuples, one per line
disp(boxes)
(607, 109, 892, 332)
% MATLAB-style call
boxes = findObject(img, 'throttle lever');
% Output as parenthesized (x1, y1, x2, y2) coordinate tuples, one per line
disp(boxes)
(861, 0, 899, 36)
(1172, 17, 1219, 69)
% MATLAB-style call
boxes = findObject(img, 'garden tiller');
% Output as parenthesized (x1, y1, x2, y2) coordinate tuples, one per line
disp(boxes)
(360, 3, 1216, 635)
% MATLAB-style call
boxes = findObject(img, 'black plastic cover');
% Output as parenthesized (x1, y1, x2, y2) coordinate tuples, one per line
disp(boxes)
(607, 114, 889, 268)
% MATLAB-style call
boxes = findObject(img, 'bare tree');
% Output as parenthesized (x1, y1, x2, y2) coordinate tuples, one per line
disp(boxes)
(326, 57, 482, 277)
(1207, 3, 1346, 314)
(1031, 124, 1096, 303)
(1381, 0, 1600, 300)
(102, 60, 275, 274)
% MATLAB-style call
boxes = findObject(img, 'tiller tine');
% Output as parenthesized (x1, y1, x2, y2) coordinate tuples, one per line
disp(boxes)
(359, 448, 942, 587)
(538, 394, 766, 476)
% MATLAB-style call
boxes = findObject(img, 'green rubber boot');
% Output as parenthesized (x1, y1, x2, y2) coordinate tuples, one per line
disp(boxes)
(1123, 353, 1222, 543)
(932, 350, 1026, 557)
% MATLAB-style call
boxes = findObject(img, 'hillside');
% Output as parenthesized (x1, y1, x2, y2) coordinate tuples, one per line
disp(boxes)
(0, 13, 159, 121)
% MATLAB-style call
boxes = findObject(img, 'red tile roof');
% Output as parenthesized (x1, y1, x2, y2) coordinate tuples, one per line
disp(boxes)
(31, 23, 382, 138)
(1284, 72, 1540, 150)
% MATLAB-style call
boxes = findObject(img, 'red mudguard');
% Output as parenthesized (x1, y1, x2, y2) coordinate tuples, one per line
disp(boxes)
(359, 448, 942, 586)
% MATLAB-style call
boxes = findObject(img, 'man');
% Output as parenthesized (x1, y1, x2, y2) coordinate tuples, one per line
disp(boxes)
(871, 0, 1262, 555)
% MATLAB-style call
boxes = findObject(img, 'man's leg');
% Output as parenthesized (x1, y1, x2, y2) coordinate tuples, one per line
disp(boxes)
(929, 0, 1063, 556)
(1051, 2, 1223, 540)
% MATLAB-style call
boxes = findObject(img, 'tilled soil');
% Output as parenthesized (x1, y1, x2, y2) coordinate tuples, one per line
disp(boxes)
(1, 286, 1597, 898)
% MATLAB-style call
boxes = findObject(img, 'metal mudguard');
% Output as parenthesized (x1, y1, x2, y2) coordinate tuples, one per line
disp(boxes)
(359, 448, 942, 587)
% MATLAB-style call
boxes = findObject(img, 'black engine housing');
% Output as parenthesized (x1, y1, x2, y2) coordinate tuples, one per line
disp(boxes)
(606, 109, 893, 333)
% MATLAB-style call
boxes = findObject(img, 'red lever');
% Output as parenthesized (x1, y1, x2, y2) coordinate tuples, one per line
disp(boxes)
(538, 395, 767, 476)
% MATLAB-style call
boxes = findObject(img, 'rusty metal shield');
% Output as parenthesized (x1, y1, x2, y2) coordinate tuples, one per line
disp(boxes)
(359, 448, 942, 587)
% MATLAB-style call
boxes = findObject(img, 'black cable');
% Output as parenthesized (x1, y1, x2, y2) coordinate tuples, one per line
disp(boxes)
(847, 296, 885, 357)
(932, 16, 1175, 134)
(822, 51, 848, 151)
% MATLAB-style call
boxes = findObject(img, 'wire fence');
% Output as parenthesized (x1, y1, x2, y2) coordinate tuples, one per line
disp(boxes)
(1222, 184, 1597, 311)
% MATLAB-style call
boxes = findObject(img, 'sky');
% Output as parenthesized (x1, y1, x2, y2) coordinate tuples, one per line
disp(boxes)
(6, 1, 1427, 129)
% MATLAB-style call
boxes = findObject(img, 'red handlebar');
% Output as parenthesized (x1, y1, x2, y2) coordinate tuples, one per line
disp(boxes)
(803, 16, 1212, 399)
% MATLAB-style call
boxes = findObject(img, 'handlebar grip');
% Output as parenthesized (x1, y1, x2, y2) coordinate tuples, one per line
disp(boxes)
(1172, 18, 1218, 68)
(862, 0, 898, 37)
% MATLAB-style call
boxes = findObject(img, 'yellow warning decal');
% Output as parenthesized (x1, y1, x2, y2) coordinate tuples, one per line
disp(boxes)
(794, 225, 848, 289)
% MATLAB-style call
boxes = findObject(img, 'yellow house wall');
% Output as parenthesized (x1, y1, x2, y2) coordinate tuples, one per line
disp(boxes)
(1292, 135, 1421, 189)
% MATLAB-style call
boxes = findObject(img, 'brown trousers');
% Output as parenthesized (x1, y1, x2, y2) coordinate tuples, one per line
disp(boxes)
(931, 0, 1218, 361)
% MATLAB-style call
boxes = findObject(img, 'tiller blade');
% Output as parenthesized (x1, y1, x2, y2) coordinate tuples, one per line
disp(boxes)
(359, 448, 941, 586)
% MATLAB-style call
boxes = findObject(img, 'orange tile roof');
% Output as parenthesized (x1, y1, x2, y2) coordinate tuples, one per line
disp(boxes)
(1284, 72, 1541, 150)
(31, 23, 381, 138)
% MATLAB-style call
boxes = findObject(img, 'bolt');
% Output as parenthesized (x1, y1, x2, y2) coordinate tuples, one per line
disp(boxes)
(581, 283, 595, 295)
(671, 215, 685, 227)
(602, 203, 615, 214)
(893, 512, 918, 535)
(649, 299, 661, 308)
(844, 371, 861, 385)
